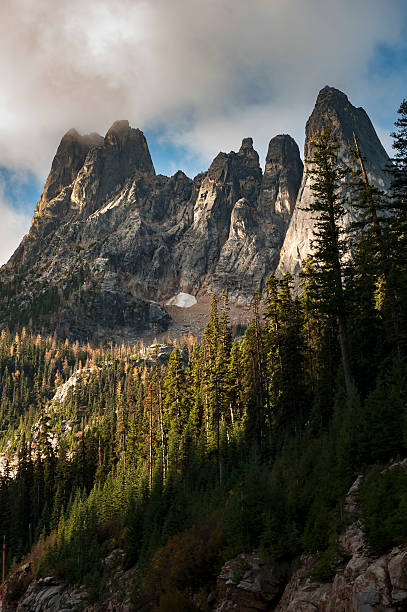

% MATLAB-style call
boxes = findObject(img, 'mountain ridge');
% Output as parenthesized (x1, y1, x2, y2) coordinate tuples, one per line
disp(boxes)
(0, 85, 390, 343)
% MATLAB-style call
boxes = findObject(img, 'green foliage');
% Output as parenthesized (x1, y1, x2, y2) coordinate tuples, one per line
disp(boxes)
(309, 545, 350, 583)
(303, 130, 348, 318)
(360, 466, 407, 554)
(1, 97, 407, 607)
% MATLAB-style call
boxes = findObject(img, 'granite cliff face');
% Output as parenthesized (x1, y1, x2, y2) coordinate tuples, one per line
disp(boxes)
(179, 135, 302, 300)
(0, 86, 390, 342)
(276, 86, 390, 279)
(1, 123, 301, 341)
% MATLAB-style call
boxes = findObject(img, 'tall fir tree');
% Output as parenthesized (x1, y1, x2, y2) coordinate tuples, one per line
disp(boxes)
(303, 129, 353, 395)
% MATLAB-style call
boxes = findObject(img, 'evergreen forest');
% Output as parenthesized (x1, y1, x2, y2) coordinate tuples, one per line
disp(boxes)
(0, 101, 406, 610)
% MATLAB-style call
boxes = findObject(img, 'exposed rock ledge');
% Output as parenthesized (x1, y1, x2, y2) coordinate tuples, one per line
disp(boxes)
(8, 471, 407, 611)
(274, 543, 407, 611)
(8, 550, 138, 612)
(12, 575, 87, 611)
(215, 552, 290, 611)
(215, 472, 407, 612)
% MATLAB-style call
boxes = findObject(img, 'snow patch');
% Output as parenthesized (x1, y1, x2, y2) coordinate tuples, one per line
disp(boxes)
(166, 292, 197, 308)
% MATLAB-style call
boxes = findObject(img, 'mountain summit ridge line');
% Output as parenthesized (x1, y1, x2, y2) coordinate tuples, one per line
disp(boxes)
(0, 86, 390, 342)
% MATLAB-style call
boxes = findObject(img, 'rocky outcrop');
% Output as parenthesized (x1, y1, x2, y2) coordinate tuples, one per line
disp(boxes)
(8, 550, 139, 612)
(215, 474, 407, 612)
(209, 135, 303, 299)
(17, 121, 156, 264)
(177, 134, 301, 298)
(276, 86, 391, 280)
(15, 576, 87, 611)
(275, 532, 407, 611)
(70, 120, 155, 218)
(259, 134, 303, 225)
(36, 128, 104, 215)
(275, 470, 407, 611)
(215, 552, 289, 611)
(176, 137, 263, 294)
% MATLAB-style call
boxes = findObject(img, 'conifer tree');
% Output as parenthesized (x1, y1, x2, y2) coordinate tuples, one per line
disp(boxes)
(163, 347, 187, 473)
(264, 274, 308, 435)
(242, 292, 270, 447)
(347, 133, 399, 362)
(387, 99, 407, 349)
(217, 292, 232, 431)
(226, 340, 244, 426)
(201, 294, 223, 482)
(303, 129, 353, 395)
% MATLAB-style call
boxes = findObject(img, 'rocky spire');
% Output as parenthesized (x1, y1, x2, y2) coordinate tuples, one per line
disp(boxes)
(259, 134, 303, 225)
(103, 120, 155, 178)
(34, 128, 104, 218)
(70, 121, 155, 215)
(176, 138, 263, 293)
(276, 86, 390, 280)
(207, 135, 301, 298)
(33, 121, 155, 224)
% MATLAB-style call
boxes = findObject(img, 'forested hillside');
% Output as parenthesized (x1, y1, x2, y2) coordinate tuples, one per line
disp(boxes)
(1, 101, 407, 610)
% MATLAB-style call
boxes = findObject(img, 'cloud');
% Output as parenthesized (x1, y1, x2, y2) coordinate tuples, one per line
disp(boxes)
(0, 0, 405, 182)
(0, 190, 30, 266)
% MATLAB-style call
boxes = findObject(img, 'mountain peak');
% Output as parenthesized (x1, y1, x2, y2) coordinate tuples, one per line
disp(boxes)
(265, 134, 300, 163)
(277, 86, 390, 281)
(259, 133, 303, 225)
(38, 129, 103, 205)
(106, 119, 130, 133)
(61, 128, 103, 147)
(316, 85, 350, 105)
(64, 127, 80, 138)
(105, 120, 133, 144)
(102, 121, 155, 177)
(239, 137, 254, 152)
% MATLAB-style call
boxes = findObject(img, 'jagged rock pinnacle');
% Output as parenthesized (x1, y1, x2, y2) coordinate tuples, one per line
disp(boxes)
(239, 137, 254, 152)
(276, 86, 390, 281)
(260, 134, 303, 223)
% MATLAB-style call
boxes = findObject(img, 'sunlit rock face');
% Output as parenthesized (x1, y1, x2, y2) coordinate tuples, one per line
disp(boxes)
(276, 86, 390, 280)
(180, 134, 303, 299)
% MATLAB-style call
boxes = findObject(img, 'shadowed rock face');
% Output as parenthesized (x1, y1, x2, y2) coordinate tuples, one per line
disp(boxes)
(39, 129, 104, 207)
(209, 133, 303, 300)
(71, 120, 155, 218)
(276, 86, 390, 280)
(260, 134, 303, 224)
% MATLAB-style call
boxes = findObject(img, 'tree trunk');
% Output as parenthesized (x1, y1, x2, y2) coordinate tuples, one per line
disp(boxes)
(337, 315, 353, 396)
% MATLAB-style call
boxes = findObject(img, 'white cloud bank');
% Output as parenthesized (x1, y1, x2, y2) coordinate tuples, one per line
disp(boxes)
(0, 0, 405, 177)
(0, 0, 406, 264)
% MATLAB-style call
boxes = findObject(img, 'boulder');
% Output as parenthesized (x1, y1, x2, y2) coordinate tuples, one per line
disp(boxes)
(215, 552, 289, 611)
(16, 576, 87, 611)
